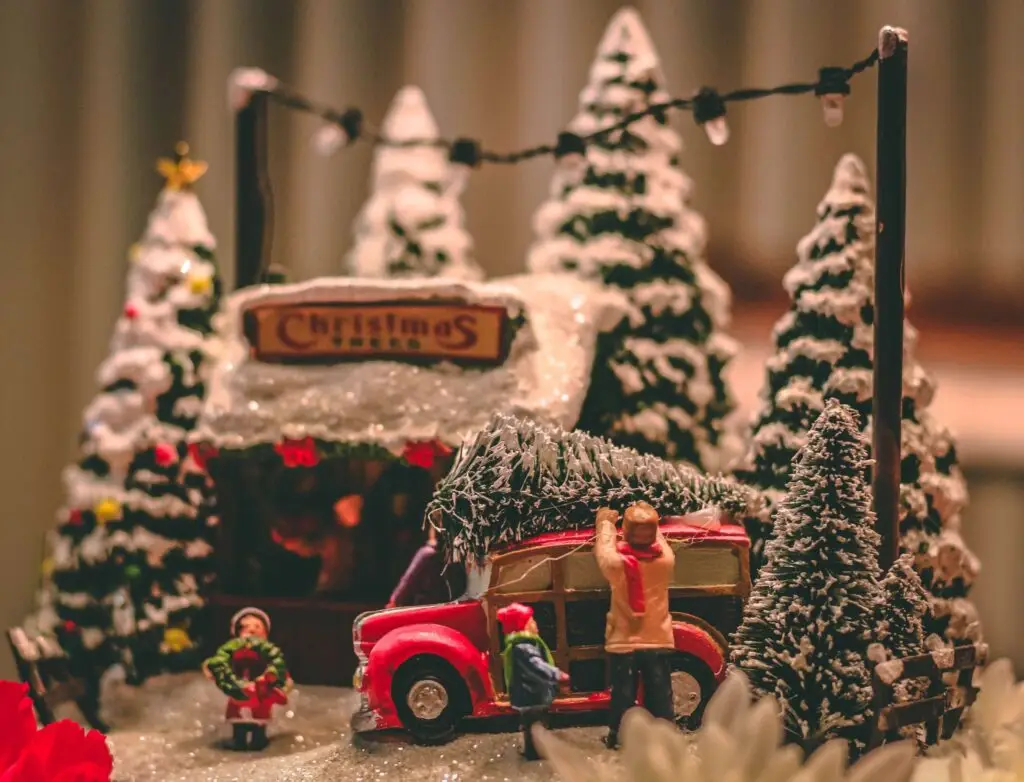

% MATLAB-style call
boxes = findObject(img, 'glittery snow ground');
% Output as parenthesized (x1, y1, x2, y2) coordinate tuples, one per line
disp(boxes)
(73, 673, 620, 781)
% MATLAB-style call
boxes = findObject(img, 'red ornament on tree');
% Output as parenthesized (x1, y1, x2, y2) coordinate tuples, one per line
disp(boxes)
(154, 443, 178, 467)
(402, 439, 453, 470)
(66, 509, 83, 526)
(274, 437, 319, 468)
(123, 303, 139, 320)
(61, 620, 77, 634)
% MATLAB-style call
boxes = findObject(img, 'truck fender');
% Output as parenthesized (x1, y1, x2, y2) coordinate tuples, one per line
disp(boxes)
(367, 623, 494, 711)
(672, 621, 728, 682)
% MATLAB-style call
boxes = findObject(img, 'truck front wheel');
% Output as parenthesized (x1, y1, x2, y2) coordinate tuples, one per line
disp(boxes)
(391, 656, 469, 745)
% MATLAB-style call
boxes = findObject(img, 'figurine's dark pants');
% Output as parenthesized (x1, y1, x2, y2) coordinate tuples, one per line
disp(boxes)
(232, 723, 268, 750)
(607, 650, 674, 743)
(518, 706, 548, 760)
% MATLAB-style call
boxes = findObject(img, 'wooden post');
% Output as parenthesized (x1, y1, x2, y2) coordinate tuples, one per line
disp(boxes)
(873, 26, 909, 571)
(235, 91, 269, 290)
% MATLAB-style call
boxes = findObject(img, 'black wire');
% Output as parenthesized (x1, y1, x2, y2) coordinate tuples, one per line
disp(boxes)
(260, 47, 879, 166)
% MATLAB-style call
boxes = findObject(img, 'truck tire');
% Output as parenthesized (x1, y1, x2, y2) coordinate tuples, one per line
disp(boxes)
(391, 656, 469, 745)
(671, 652, 718, 730)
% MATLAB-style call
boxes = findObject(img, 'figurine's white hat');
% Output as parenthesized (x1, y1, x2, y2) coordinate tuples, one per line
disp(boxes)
(230, 607, 271, 635)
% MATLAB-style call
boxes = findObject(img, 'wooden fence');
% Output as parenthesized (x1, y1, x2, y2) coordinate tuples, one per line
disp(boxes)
(868, 642, 988, 749)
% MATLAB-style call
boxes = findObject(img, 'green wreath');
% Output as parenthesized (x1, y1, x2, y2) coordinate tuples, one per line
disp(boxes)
(204, 637, 289, 701)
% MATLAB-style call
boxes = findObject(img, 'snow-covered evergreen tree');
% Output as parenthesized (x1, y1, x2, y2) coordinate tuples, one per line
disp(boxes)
(428, 411, 756, 565)
(735, 153, 977, 641)
(33, 144, 220, 679)
(345, 85, 483, 282)
(525, 6, 739, 471)
(730, 400, 883, 753)
(877, 553, 928, 661)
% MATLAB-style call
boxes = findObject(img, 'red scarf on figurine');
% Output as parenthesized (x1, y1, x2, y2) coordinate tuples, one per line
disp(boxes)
(616, 541, 663, 616)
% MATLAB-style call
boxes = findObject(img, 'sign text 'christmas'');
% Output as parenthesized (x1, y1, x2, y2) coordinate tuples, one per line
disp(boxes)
(243, 301, 509, 366)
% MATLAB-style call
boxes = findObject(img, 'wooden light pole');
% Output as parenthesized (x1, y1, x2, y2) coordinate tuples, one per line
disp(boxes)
(873, 26, 909, 571)
(235, 91, 269, 289)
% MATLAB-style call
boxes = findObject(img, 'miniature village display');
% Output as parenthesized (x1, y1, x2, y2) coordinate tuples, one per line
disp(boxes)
(9, 5, 1002, 781)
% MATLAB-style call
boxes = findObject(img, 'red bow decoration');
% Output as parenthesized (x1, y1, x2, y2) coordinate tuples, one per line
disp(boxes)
(187, 442, 219, 471)
(275, 437, 319, 468)
(0, 681, 113, 781)
(402, 439, 453, 470)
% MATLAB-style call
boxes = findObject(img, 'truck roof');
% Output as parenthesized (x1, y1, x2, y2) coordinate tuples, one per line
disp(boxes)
(494, 514, 750, 556)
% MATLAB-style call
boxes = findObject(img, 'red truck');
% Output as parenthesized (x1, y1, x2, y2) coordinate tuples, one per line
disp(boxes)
(351, 515, 750, 743)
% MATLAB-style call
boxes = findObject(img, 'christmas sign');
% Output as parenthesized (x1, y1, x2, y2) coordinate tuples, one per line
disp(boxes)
(244, 301, 509, 365)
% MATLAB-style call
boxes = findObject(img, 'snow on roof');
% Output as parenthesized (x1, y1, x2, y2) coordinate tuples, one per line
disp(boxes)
(194, 274, 621, 453)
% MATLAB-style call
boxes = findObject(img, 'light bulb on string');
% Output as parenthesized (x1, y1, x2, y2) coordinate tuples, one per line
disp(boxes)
(310, 108, 364, 157)
(446, 138, 481, 198)
(554, 131, 587, 186)
(692, 87, 729, 146)
(815, 67, 851, 128)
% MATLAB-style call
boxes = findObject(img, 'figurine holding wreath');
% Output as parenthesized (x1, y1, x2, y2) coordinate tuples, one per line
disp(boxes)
(202, 607, 292, 751)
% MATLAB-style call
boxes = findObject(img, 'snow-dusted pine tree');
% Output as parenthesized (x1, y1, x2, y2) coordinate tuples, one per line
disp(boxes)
(33, 144, 221, 679)
(427, 412, 756, 565)
(526, 6, 738, 471)
(344, 85, 483, 282)
(730, 400, 883, 753)
(735, 153, 977, 642)
(877, 553, 928, 661)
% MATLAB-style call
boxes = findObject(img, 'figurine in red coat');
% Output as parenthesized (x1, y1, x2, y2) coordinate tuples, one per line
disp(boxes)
(203, 607, 292, 750)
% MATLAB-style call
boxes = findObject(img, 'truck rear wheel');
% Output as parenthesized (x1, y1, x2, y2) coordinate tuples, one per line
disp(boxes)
(392, 656, 468, 745)
(671, 652, 718, 730)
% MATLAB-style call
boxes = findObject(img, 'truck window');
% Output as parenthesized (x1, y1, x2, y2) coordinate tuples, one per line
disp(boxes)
(493, 553, 552, 593)
(672, 544, 740, 587)
(564, 552, 605, 590)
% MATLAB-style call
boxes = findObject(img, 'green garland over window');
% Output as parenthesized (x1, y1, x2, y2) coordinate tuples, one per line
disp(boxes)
(204, 637, 289, 701)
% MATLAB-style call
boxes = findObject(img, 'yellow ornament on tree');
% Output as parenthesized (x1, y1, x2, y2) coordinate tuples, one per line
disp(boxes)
(187, 272, 213, 295)
(156, 141, 208, 192)
(128, 243, 142, 262)
(40, 558, 55, 578)
(93, 498, 122, 524)
(162, 627, 192, 653)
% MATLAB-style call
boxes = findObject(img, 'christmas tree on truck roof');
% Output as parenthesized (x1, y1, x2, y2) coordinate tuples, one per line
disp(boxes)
(426, 412, 758, 564)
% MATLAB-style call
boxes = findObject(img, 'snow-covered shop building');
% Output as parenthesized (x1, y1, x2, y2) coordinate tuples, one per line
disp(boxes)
(193, 274, 614, 683)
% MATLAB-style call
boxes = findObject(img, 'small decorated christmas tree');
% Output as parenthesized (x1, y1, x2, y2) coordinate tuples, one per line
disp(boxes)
(730, 400, 883, 752)
(525, 6, 738, 471)
(428, 412, 756, 564)
(877, 553, 928, 661)
(345, 85, 483, 281)
(735, 153, 977, 642)
(34, 144, 221, 678)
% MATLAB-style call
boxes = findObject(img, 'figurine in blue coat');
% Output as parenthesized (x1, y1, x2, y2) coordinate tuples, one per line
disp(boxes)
(498, 602, 569, 760)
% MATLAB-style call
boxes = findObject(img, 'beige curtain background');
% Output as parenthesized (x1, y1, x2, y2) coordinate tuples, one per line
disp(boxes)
(1, 0, 1022, 679)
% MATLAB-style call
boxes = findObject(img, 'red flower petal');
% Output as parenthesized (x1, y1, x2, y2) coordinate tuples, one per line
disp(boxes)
(0, 682, 34, 773)
(7, 721, 112, 782)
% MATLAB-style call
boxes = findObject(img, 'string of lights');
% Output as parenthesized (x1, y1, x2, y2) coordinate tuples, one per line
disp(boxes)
(229, 47, 878, 171)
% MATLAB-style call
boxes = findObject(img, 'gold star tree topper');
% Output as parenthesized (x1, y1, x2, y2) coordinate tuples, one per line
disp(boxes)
(157, 141, 208, 191)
